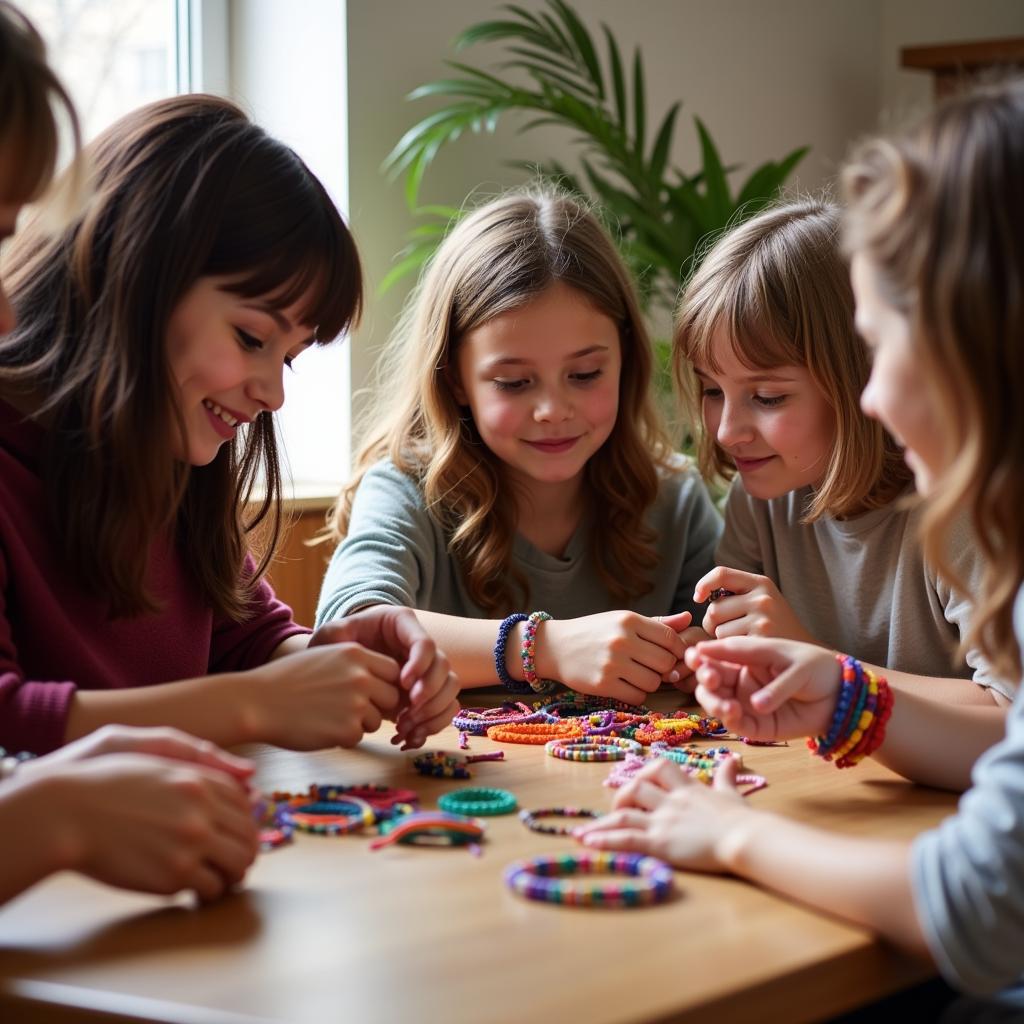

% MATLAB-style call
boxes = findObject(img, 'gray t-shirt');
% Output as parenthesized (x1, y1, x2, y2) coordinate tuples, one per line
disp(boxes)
(316, 458, 722, 627)
(716, 481, 1008, 698)
(911, 585, 1024, 1002)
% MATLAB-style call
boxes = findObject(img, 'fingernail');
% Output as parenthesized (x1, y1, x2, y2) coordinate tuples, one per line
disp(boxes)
(669, 670, 680, 682)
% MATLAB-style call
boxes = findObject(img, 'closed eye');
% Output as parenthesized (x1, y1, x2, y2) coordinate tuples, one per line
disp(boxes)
(755, 394, 787, 408)
(570, 369, 603, 384)
(492, 378, 529, 392)
(236, 328, 264, 352)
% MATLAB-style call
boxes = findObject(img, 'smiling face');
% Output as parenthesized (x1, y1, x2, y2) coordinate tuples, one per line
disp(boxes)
(453, 281, 622, 494)
(851, 252, 945, 493)
(695, 327, 836, 499)
(166, 277, 314, 466)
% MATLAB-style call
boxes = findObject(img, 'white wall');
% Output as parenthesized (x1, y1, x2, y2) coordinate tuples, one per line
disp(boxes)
(346, 0, 1023, 444)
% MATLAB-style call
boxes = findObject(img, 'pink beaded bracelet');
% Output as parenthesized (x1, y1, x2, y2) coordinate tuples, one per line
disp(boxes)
(521, 610, 556, 693)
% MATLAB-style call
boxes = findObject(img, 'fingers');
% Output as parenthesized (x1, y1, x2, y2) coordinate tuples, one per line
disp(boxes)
(713, 754, 741, 794)
(657, 610, 692, 633)
(598, 678, 651, 707)
(693, 566, 759, 604)
(307, 618, 361, 648)
(128, 730, 255, 783)
(636, 617, 687, 661)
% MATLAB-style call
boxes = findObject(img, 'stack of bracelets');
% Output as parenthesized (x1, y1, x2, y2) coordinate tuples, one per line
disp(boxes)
(807, 654, 894, 769)
(504, 851, 675, 907)
(493, 611, 558, 693)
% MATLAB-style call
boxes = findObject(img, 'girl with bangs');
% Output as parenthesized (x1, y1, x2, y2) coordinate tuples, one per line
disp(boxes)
(673, 199, 1009, 706)
(317, 190, 721, 705)
(0, 92, 459, 758)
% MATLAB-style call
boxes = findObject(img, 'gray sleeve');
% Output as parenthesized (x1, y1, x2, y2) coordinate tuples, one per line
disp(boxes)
(911, 695, 1024, 997)
(932, 516, 1013, 699)
(715, 479, 765, 574)
(669, 468, 723, 619)
(314, 463, 438, 626)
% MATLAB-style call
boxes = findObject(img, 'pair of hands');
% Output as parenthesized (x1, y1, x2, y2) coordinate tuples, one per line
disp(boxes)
(17, 725, 258, 902)
(251, 606, 460, 751)
(575, 636, 844, 871)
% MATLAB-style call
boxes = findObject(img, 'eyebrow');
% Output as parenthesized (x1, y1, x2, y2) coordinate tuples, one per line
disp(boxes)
(484, 344, 609, 369)
(692, 367, 798, 384)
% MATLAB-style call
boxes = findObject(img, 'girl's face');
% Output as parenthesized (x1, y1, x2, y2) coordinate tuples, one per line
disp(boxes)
(695, 328, 836, 499)
(0, 201, 21, 336)
(166, 277, 313, 466)
(454, 281, 622, 492)
(852, 252, 944, 493)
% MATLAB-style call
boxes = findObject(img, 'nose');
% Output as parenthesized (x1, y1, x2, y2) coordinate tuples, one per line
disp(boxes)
(715, 397, 754, 448)
(0, 282, 16, 336)
(247, 361, 286, 414)
(533, 383, 573, 423)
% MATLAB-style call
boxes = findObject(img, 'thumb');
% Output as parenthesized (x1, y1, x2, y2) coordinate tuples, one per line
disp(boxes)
(308, 619, 360, 648)
(660, 610, 692, 632)
(748, 665, 807, 714)
(713, 753, 741, 793)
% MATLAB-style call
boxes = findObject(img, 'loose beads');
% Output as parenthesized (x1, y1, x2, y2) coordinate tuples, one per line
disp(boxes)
(452, 702, 542, 735)
(545, 736, 644, 762)
(504, 851, 675, 908)
(412, 750, 505, 778)
(369, 811, 486, 851)
(487, 721, 583, 744)
(519, 807, 599, 835)
(521, 610, 557, 693)
(438, 787, 518, 817)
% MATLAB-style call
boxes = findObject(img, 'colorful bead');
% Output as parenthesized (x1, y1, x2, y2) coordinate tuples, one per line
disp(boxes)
(504, 851, 675, 907)
(545, 736, 644, 762)
(437, 787, 518, 817)
(521, 610, 557, 693)
(519, 807, 599, 835)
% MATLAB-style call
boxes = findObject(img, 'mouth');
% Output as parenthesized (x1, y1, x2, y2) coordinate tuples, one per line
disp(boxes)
(524, 436, 581, 454)
(731, 454, 777, 473)
(203, 399, 243, 439)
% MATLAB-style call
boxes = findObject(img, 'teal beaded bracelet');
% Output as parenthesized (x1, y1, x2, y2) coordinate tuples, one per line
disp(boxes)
(521, 610, 557, 693)
(437, 787, 518, 817)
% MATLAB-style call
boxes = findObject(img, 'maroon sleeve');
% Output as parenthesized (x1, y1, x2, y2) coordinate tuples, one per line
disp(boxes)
(208, 555, 311, 672)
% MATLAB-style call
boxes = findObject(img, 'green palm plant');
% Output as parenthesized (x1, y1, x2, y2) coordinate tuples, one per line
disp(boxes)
(382, 0, 808, 309)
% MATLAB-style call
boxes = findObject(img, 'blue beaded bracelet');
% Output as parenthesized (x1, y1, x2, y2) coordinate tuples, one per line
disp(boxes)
(494, 613, 531, 692)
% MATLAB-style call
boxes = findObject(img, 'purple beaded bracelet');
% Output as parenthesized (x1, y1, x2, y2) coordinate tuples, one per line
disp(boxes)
(494, 613, 531, 692)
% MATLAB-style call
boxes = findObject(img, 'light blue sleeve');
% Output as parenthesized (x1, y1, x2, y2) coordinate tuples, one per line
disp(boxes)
(669, 466, 723, 620)
(314, 461, 438, 626)
(910, 587, 1024, 1001)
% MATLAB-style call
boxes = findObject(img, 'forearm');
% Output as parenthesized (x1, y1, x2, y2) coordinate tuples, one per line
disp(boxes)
(271, 634, 311, 659)
(65, 673, 254, 748)
(865, 662, 1003, 707)
(723, 809, 929, 957)
(411, 609, 521, 689)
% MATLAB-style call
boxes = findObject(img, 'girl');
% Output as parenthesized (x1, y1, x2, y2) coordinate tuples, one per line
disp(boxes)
(317, 191, 721, 706)
(0, 0, 256, 905)
(580, 79, 1024, 1006)
(0, 91, 459, 757)
(674, 198, 1008, 706)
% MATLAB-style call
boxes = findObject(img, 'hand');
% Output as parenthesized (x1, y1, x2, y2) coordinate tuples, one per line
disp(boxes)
(21, 725, 254, 785)
(309, 606, 460, 749)
(695, 567, 815, 643)
(574, 756, 758, 872)
(665, 626, 712, 694)
(685, 636, 842, 741)
(245, 642, 403, 750)
(538, 610, 690, 706)
(41, 753, 259, 901)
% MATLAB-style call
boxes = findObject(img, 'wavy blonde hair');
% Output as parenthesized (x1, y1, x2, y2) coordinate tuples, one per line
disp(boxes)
(674, 199, 911, 521)
(328, 189, 677, 613)
(842, 80, 1024, 681)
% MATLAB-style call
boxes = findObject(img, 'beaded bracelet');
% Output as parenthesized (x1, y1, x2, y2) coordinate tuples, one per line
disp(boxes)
(545, 736, 644, 762)
(521, 610, 557, 693)
(519, 807, 599, 835)
(486, 721, 583, 744)
(0, 746, 36, 781)
(494, 613, 531, 692)
(504, 851, 675, 907)
(278, 796, 377, 836)
(313, 783, 420, 812)
(437, 787, 518, 816)
(369, 810, 486, 851)
(538, 694, 648, 720)
(452, 702, 541, 735)
(412, 750, 505, 778)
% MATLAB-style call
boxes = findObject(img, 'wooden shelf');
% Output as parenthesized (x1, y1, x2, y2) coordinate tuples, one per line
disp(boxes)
(901, 37, 1024, 97)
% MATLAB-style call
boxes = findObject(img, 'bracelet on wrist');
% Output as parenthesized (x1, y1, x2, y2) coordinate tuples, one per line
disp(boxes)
(521, 610, 557, 693)
(493, 613, 531, 692)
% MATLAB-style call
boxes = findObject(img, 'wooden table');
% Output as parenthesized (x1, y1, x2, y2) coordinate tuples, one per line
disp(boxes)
(0, 693, 958, 1024)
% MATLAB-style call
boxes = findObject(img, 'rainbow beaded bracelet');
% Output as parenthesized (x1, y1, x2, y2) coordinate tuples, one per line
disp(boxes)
(545, 736, 644, 762)
(519, 807, 599, 835)
(504, 851, 675, 907)
(521, 610, 557, 693)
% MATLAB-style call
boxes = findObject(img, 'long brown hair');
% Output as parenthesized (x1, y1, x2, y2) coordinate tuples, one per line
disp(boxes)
(0, 94, 362, 620)
(0, 0, 80, 203)
(328, 189, 676, 613)
(843, 80, 1024, 680)
(674, 198, 911, 521)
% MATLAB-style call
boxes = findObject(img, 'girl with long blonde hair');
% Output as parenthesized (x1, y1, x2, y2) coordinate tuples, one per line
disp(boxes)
(318, 190, 721, 704)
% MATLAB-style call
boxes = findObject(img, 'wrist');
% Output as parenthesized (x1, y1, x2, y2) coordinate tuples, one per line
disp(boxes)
(714, 807, 771, 875)
(14, 770, 87, 875)
(220, 669, 268, 745)
(533, 619, 560, 681)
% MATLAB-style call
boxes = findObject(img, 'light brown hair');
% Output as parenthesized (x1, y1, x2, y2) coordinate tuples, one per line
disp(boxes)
(328, 189, 677, 613)
(1, 95, 362, 620)
(843, 80, 1024, 680)
(674, 199, 911, 521)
